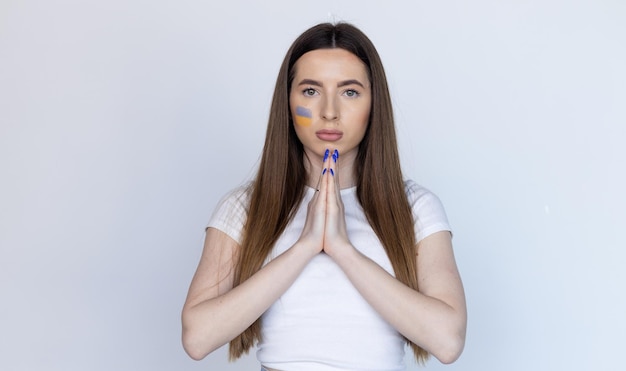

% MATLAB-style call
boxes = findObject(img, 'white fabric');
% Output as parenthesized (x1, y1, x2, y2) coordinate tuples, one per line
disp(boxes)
(207, 180, 451, 371)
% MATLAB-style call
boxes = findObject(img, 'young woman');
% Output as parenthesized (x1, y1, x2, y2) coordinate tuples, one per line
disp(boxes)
(182, 22, 466, 370)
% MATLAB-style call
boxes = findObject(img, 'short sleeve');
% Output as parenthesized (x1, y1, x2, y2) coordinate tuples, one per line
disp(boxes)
(206, 184, 251, 245)
(404, 180, 452, 242)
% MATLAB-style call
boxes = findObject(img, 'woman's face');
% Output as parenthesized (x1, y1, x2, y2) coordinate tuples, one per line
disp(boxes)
(289, 48, 371, 163)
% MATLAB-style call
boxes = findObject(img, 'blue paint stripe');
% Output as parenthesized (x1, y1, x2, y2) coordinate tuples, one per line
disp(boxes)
(296, 106, 312, 118)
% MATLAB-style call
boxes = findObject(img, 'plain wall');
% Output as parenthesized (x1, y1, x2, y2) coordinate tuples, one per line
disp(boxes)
(1, 0, 625, 370)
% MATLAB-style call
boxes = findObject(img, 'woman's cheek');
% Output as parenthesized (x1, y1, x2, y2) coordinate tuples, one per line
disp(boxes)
(294, 106, 312, 127)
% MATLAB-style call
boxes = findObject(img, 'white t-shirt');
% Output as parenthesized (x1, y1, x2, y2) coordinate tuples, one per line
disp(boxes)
(207, 180, 451, 371)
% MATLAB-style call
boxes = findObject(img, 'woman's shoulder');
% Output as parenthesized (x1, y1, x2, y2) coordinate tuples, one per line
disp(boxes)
(206, 182, 253, 243)
(403, 179, 442, 204)
(213, 181, 254, 217)
(217, 181, 253, 207)
(403, 179, 451, 241)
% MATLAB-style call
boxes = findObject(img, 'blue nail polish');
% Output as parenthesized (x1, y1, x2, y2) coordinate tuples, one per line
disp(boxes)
(330, 168, 335, 176)
(332, 153, 337, 163)
(323, 149, 330, 162)
(334, 149, 339, 159)
(322, 168, 327, 175)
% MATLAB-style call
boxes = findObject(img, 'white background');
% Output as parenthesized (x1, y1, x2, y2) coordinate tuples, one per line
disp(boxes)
(1, 1, 625, 370)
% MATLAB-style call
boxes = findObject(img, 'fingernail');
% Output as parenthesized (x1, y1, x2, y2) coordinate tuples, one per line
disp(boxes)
(330, 168, 335, 176)
(332, 152, 337, 163)
(334, 149, 339, 159)
(323, 149, 330, 162)
(322, 168, 327, 175)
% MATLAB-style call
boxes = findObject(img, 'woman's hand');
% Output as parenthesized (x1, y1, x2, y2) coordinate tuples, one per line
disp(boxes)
(296, 149, 331, 255)
(298, 148, 354, 257)
(321, 149, 353, 257)
(324, 150, 353, 257)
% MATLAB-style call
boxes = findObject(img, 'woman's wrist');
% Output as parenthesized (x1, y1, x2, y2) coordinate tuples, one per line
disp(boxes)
(291, 239, 323, 261)
(325, 241, 358, 264)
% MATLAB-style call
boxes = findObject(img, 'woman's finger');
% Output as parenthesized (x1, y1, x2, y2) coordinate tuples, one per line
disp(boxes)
(326, 149, 345, 220)
(315, 148, 330, 192)
(328, 149, 341, 202)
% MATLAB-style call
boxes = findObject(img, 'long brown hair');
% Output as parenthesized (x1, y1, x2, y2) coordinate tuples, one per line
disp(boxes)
(229, 22, 427, 363)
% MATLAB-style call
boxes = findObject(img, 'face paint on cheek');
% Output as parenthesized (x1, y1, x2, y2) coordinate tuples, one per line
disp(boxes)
(294, 106, 313, 127)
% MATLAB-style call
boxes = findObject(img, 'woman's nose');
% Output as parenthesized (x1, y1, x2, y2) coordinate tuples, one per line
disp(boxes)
(321, 95, 339, 121)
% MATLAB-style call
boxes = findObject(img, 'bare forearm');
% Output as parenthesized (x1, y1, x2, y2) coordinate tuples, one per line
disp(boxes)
(182, 242, 316, 360)
(332, 247, 466, 363)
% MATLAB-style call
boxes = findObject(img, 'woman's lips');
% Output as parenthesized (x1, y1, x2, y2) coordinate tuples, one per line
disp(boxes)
(316, 129, 343, 142)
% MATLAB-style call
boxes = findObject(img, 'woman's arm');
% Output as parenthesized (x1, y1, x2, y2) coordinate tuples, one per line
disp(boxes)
(329, 231, 467, 364)
(181, 227, 319, 360)
(321, 155, 465, 363)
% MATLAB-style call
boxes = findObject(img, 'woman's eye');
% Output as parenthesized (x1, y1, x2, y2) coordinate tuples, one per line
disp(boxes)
(303, 88, 317, 96)
(344, 89, 360, 98)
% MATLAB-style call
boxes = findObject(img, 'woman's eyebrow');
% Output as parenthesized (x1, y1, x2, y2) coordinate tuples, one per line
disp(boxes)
(297, 79, 323, 87)
(297, 78, 365, 88)
(337, 79, 365, 88)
